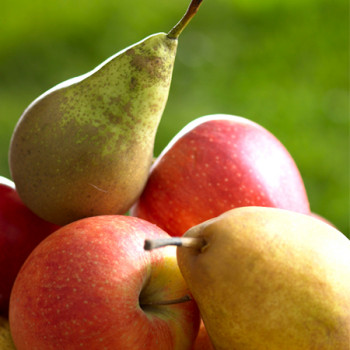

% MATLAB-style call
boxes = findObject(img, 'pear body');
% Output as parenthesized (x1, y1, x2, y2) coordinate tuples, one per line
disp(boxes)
(177, 206, 350, 350)
(9, 33, 177, 225)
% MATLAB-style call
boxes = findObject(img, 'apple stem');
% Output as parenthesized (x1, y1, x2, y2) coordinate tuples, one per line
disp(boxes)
(167, 0, 203, 39)
(144, 237, 205, 250)
(140, 294, 192, 308)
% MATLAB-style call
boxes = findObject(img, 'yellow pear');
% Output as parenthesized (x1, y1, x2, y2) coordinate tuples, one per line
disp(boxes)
(178, 206, 350, 349)
(145, 206, 350, 349)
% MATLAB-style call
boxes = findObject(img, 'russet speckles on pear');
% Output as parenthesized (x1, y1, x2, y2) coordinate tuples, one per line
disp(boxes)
(9, 0, 204, 226)
(9, 34, 178, 225)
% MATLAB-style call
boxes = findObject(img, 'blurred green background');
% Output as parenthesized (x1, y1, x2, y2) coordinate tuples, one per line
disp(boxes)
(0, 0, 348, 236)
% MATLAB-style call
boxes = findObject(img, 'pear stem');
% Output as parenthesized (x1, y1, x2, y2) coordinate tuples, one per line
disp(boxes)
(140, 294, 192, 307)
(167, 0, 204, 39)
(144, 237, 205, 251)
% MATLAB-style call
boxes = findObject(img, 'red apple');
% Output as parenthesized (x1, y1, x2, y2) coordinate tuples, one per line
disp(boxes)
(131, 114, 310, 236)
(0, 176, 59, 317)
(192, 319, 215, 350)
(9, 215, 200, 349)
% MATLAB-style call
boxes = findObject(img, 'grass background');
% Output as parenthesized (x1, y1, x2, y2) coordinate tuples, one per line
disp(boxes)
(0, 0, 348, 237)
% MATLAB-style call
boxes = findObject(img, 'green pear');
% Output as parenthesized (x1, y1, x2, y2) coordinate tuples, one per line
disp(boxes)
(145, 206, 350, 349)
(9, 0, 203, 225)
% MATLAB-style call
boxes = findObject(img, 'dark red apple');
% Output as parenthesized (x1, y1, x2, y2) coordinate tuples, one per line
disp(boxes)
(131, 115, 310, 236)
(9, 215, 200, 349)
(0, 176, 59, 317)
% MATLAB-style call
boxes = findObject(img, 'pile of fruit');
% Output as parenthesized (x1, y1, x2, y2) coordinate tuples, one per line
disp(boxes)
(1, 0, 349, 349)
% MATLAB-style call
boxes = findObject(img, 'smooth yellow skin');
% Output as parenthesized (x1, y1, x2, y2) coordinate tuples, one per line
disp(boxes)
(177, 206, 350, 350)
(9, 33, 177, 225)
(0, 316, 16, 350)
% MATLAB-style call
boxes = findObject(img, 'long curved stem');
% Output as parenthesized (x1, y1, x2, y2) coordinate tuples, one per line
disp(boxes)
(167, 0, 204, 39)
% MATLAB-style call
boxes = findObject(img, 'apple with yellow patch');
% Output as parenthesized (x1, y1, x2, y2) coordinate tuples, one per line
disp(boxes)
(9, 215, 200, 349)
